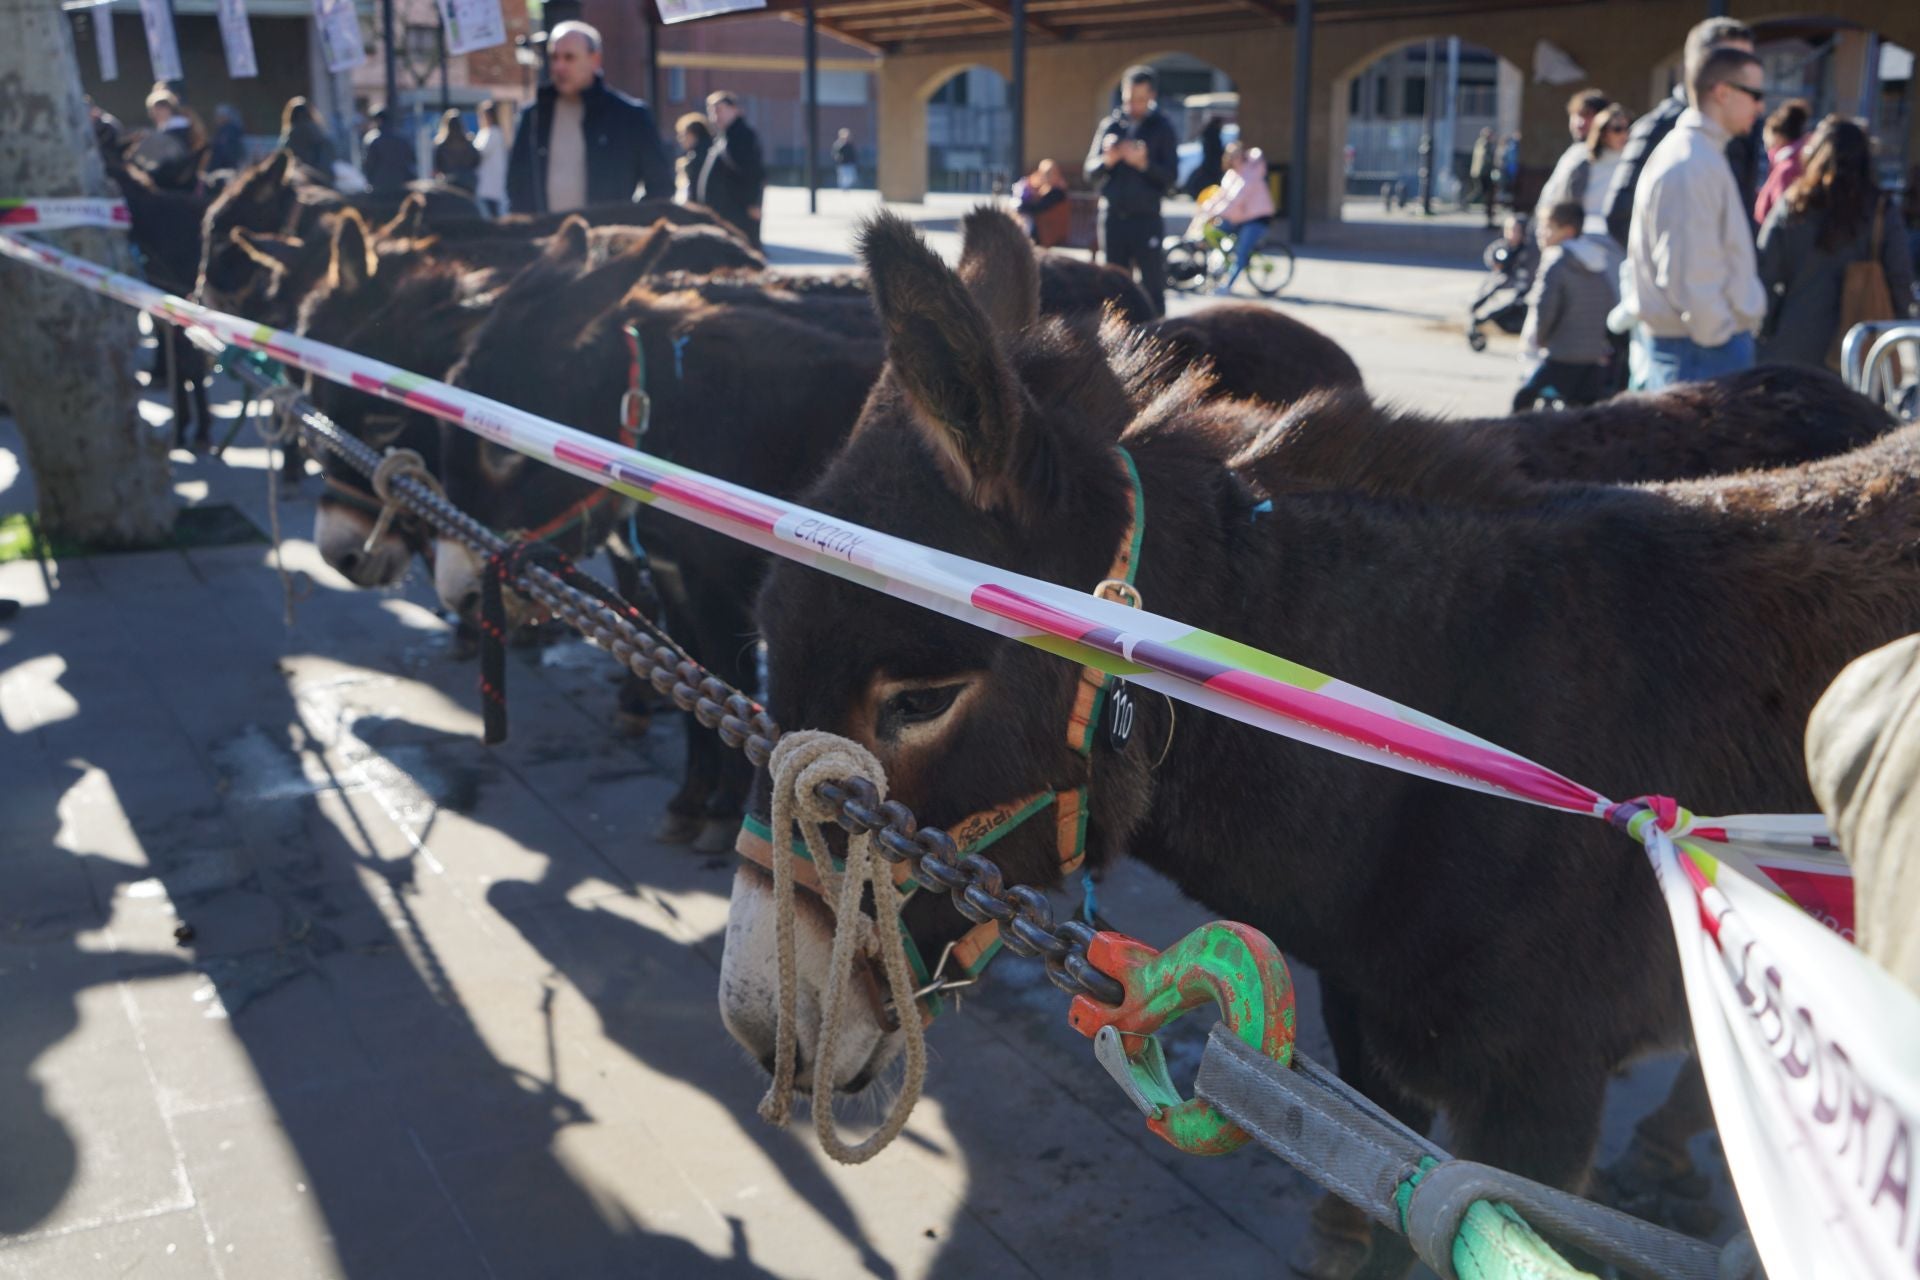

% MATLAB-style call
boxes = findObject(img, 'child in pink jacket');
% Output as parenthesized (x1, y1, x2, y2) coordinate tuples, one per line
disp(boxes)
(1198, 143, 1276, 294)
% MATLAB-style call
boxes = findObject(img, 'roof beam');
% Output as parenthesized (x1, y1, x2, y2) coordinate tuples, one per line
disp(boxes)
(773, 8, 884, 54)
(952, 0, 1062, 37)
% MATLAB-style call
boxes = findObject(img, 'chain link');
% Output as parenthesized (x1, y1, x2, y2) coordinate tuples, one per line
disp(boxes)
(228, 363, 1125, 1009)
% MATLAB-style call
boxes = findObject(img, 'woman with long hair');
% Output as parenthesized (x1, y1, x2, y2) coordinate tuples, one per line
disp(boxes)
(433, 109, 481, 193)
(1578, 103, 1631, 235)
(277, 96, 335, 177)
(1758, 115, 1915, 369)
(474, 99, 511, 216)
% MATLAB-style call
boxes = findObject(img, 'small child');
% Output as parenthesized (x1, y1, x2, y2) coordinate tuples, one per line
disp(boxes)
(1514, 201, 1619, 412)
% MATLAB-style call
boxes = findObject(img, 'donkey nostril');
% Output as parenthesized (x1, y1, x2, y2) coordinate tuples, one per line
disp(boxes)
(338, 550, 363, 577)
(458, 590, 480, 617)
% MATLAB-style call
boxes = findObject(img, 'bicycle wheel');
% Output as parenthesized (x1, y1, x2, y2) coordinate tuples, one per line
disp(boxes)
(1165, 239, 1212, 294)
(1244, 241, 1296, 297)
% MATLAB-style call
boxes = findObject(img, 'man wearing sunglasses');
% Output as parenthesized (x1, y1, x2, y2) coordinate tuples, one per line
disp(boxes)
(1604, 17, 1761, 246)
(1625, 46, 1770, 389)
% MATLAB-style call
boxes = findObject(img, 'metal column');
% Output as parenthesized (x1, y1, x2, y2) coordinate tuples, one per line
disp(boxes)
(1010, 0, 1027, 181)
(805, 0, 819, 213)
(382, 0, 398, 114)
(646, 6, 662, 122)
(1288, 0, 1311, 244)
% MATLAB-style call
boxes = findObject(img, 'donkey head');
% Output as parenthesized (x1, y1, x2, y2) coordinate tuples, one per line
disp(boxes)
(300, 211, 428, 587)
(720, 210, 1149, 1093)
(197, 149, 295, 307)
(431, 216, 639, 617)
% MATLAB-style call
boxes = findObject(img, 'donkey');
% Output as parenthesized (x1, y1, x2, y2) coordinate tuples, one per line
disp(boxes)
(195, 149, 478, 324)
(721, 212, 1920, 1273)
(298, 212, 770, 588)
(431, 224, 890, 850)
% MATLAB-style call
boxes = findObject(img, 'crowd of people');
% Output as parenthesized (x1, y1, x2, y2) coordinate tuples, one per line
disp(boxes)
(1509, 16, 1915, 409)
(104, 20, 769, 247)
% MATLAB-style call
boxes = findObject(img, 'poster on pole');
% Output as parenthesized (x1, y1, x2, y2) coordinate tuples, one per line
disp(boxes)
(434, 0, 507, 56)
(656, 0, 766, 24)
(313, 0, 366, 73)
(217, 0, 259, 78)
(92, 4, 119, 82)
(139, 0, 183, 82)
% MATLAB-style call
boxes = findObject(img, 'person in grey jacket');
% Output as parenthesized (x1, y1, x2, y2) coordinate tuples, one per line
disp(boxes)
(1604, 16, 1761, 246)
(1758, 116, 1916, 370)
(1515, 202, 1619, 410)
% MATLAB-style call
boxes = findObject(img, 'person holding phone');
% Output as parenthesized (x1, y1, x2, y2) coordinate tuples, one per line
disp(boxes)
(1083, 65, 1178, 315)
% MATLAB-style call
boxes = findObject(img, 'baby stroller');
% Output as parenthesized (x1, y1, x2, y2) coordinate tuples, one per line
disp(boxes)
(1467, 224, 1537, 351)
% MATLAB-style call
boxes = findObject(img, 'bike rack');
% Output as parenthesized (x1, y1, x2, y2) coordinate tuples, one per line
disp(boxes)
(1841, 320, 1920, 420)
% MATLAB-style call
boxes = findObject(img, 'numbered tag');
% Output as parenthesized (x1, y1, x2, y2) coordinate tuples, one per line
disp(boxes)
(1104, 682, 1136, 751)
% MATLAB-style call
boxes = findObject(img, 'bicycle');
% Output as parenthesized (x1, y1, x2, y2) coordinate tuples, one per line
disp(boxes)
(1166, 218, 1295, 298)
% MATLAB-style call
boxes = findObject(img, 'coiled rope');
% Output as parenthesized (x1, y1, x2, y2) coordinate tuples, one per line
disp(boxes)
(759, 731, 927, 1163)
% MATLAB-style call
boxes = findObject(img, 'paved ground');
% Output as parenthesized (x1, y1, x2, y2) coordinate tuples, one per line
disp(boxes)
(0, 195, 1719, 1279)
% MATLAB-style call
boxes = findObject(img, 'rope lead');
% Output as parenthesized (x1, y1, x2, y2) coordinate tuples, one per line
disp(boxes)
(760, 731, 927, 1164)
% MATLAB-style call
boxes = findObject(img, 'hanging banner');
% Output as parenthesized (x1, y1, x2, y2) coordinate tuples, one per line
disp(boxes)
(139, 0, 183, 82)
(91, 5, 119, 82)
(216, 0, 259, 78)
(434, 0, 506, 56)
(656, 0, 766, 24)
(313, 0, 366, 73)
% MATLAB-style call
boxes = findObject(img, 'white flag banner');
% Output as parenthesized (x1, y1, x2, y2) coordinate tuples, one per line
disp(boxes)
(92, 5, 118, 81)
(656, 0, 765, 24)
(434, 0, 506, 56)
(216, 0, 258, 78)
(1644, 824, 1920, 1279)
(139, 0, 182, 82)
(313, 0, 366, 73)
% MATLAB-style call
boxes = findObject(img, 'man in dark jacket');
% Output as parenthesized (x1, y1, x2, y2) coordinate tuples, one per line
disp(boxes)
(362, 107, 415, 196)
(1604, 16, 1761, 245)
(506, 21, 672, 215)
(697, 91, 765, 247)
(1083, 65, 1178, 316)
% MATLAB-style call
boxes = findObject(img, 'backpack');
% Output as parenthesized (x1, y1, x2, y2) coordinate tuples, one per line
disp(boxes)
(1828, 197, 1897, 375)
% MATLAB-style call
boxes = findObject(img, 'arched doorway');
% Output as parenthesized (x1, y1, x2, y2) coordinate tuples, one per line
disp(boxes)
(1337, 37, 1522, 219)
(925, 65, 1012, 195)
(1752, 18, 1914, 178)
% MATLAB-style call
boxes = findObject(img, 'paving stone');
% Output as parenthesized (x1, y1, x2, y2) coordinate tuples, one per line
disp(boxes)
(0, 1207, 218, 1280)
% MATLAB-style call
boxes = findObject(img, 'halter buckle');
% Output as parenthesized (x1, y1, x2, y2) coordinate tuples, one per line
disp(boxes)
(1094, 578, 1143, 609)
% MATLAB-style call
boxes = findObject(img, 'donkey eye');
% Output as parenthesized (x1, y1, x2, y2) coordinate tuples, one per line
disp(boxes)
(481, 441, 525, 480)
(886, 684, 964, 725)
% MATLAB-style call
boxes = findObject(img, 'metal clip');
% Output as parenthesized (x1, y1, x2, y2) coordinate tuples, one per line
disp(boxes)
(1094, 1025, 1173, 1120)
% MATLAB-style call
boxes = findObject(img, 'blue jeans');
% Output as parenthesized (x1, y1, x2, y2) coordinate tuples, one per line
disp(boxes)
(1220, 217, 1271, 289)
(1636, 330, 1755, 390)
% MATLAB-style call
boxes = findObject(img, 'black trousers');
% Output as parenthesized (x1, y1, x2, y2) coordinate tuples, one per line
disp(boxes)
(1513, 359, 1608, 412)
(1104, 212, 1167, 316)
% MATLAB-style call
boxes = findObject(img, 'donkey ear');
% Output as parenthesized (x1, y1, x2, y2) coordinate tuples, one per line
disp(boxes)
(542, 214, 592, 268)
(376, 191, 430, 241)
(255, 149, 292, 190)
(329, 209, 376, 291)
(231, 226, 302, 276)
(957, 206, 1039, 333)
(859, 212, 1036, 519)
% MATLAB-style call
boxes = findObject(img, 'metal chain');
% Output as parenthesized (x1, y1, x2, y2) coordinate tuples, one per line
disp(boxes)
(225, 361, 1126, 1008)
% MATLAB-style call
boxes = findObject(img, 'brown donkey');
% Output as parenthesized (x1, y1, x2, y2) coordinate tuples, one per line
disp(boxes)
(721, 213, 1920, 1267)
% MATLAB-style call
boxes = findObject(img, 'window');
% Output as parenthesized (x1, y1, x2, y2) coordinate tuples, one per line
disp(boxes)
(810, 70, 868, 106)
(1403, 76, 1426, 117)
(1349, 77, 1361, 116)
(1374, 75, 1389, 116)
(668, 67, 686, 102)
